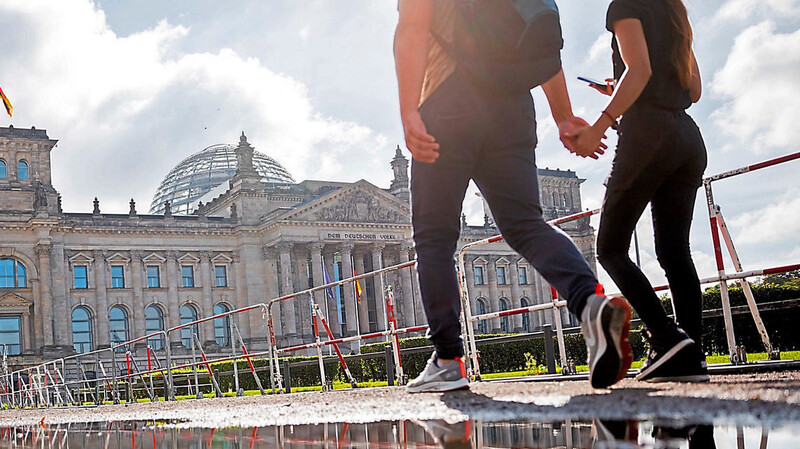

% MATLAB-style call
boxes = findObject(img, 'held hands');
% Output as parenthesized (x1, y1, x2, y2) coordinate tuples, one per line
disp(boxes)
(401, 110, 439, 163)
(559, 116, 606, 159)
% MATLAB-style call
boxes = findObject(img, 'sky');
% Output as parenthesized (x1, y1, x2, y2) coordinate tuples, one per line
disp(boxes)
(1, 0, 798, 292)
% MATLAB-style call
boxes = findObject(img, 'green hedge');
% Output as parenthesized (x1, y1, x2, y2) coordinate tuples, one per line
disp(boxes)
(699, 284, 800, 354)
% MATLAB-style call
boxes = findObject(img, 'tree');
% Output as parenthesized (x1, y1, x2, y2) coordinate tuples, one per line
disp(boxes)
(759, 269, 800, 288)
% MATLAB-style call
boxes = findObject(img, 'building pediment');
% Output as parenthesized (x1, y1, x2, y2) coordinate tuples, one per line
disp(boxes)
(106, 252, 130, 264)
(68, 252, 94, 264)
(142, 253, 166, 263)
(0, 293, 33, 308)
(177, 253, 200, 263)
(277, 180, 410, 225)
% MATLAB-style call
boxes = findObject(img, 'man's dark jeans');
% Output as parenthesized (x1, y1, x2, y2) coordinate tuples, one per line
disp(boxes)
(412, 72, 599, 359)
(597, 105, 707, 345)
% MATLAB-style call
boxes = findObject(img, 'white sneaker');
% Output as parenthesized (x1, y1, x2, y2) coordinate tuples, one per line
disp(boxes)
(406, 353, 470, 393)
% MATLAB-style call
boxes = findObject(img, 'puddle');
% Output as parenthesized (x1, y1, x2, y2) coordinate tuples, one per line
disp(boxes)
(1, 418, 798, 448)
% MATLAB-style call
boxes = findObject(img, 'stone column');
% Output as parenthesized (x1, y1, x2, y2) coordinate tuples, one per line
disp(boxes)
(35, 244, 54, 347)
(339, 243, 357, 335)
(294, 245, 312, 337)
(93, 250, 110, 347)
(399, 243, 422, 326)
(277, 243, 297, 336)
(199, 251, 214, 344)
(353, 248, 369, 333)
(165, 251, 180, 343)
(51, 243, 69, 346)
(510, 259, 523, 331)
(464, 255, 478, 333)
(371, 243, 386, 331)
(309, 243, 327, 332)
(262, 247, 281, 335)
(130, 251, 146, 339)
(324, 250, 341, 337)
(487, 256, 500, 332)
(230, 251, 251, 337)
(21, 311, 31, 353)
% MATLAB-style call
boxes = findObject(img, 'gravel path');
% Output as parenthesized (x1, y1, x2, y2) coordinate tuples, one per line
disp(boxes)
(1, 371, 798, 428)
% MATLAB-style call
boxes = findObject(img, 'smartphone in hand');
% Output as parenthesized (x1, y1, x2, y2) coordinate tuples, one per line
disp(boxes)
(578, 76, 614, 95)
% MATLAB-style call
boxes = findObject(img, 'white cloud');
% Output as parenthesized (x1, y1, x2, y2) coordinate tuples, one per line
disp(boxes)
(586, 33, 611, 64)
(729, 190, 800, 245)
(710, 21, 800, 153)
(713, 0, 800, 22)
(0, 0, 388, 213)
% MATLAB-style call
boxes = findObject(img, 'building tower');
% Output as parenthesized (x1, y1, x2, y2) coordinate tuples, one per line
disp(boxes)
(389, 145, 409, 202)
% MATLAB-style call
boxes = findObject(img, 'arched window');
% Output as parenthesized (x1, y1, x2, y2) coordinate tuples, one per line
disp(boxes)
(17, 161, 29, 180)
(499, 298, 510, 333)
(145, 305, 165, 350)
(109, 306, 129, 351)
(180, 304, 199, 349)
(520, 298, 531, 333)
(213, 303, 231, 347)
(71, 307, 93, 354)
(475, 299, 487, 334)
(0, 259, 26, 288)
(0, 160, 6, 178)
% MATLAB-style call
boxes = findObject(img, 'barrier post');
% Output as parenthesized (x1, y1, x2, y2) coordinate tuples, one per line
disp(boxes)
(282, 359, 291, 394)
(190, 330, 201, 398)
(714, 205, 778, 359)
(146, 346, 158, 402)
(229, 315, 242, 397)
(234, 324, 265, 395)
(384, 345, 394, 386)
(704, 181, 739, 363)
(384, 285, 405, 386)
(266, 305, 284, 394)
(163, 332, 177, 401)
(310, 298, 328, 392)
(313, 303, 358, 388)
(543, 325, 555, 374)
(550, 286, 568, 374)
(192, 333, 223, 398)
(457, 251, 482, 381)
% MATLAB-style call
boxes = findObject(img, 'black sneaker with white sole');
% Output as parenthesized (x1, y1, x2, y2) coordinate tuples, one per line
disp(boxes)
(636, 328, 709, 383)
(580, 286, 633, 389)
(406, 353, 470, 393)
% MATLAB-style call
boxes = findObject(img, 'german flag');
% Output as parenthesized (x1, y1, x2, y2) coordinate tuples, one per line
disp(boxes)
(0, 85, 11, 117)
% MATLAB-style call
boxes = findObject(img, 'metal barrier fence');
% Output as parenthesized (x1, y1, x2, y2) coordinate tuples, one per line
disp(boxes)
(1, 152, 798, 409)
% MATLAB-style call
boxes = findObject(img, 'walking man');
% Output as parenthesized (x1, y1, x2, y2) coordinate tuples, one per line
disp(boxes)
(394, 0, 633, 392)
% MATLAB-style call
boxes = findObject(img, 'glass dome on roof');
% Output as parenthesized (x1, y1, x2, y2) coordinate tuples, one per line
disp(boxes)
(149, 143, 295, 215)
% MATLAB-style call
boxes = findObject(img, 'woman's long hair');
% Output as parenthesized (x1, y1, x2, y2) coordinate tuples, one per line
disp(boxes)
(665, 0, 693, 88)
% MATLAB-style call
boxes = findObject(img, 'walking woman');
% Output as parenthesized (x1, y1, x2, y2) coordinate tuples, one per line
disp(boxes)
(572, 0, 709, 382)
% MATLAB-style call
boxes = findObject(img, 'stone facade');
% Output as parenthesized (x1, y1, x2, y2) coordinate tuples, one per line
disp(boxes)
(0, 126, 595, 366)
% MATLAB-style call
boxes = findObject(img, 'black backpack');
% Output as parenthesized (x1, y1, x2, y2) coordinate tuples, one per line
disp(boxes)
(434, 0, 564, 95)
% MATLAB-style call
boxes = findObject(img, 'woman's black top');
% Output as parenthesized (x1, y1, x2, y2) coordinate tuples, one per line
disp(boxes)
(606, 0, 691, 110)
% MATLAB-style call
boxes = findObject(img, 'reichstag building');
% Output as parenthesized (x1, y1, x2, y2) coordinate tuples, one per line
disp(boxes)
(0, 125, 596, 364)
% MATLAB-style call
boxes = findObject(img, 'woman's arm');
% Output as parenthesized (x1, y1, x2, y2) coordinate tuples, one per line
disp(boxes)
(689, 50, 701, 103)
(572, 18, 651, 153)
(394, 0, 439, 163)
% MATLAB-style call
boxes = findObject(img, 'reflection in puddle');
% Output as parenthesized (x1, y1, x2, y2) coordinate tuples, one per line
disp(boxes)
(0, 418, 797, 448)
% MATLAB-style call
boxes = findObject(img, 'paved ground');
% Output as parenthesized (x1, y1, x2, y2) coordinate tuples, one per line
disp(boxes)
(1, 371, 799, 428)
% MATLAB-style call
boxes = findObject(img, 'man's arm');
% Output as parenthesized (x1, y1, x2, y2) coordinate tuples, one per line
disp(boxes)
(394, 0, 439, 163)
(541, 69, 605, 159)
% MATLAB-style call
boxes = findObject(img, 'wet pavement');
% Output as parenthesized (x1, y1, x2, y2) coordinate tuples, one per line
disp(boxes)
(1, 418, 799, 448)
(0, 371, 798, 446)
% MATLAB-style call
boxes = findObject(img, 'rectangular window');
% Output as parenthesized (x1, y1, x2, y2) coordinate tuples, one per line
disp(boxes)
(181, 265, 195, 288)
(474, 266, 484, 285)
(497, 266, 507, 285)
(73, 265, 88, 289)
(0, 316, 22, 355)
(518, 266, 528, 285)
(215, 265, 228, 287)
(111, 265, 125, 288)
(147, 265, 160, 288)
